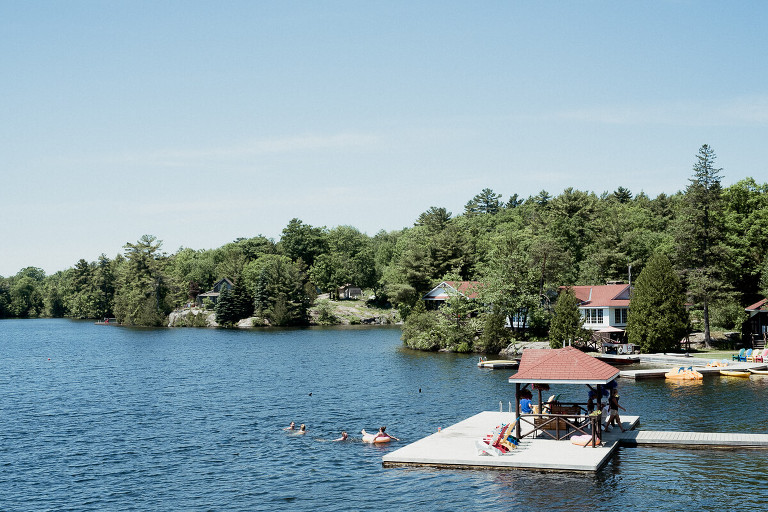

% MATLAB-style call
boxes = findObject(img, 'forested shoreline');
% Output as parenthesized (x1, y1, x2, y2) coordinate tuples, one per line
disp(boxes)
(2, 147, 767, 353)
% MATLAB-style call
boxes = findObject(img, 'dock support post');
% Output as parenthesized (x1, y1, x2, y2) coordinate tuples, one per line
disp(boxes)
(515, 383, 521, 439)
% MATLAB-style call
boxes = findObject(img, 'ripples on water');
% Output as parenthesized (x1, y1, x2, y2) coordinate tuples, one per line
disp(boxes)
(1, 319, 768, 511)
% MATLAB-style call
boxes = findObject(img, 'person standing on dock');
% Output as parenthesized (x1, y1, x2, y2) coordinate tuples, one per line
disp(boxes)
(606, 389, 626, 432)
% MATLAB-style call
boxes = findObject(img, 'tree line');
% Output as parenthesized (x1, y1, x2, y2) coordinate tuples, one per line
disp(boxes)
(1, 145, 767, 351)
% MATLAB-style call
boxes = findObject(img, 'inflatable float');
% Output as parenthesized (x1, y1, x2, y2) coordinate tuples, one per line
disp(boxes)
(361, 429, 391, 443)
(665, 367, 703, 380)
(570, 434, 600, 446)
(706, 360, 729, 368)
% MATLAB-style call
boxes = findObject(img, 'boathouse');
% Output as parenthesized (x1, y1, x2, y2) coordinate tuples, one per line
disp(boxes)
(743, 298, 768, 347)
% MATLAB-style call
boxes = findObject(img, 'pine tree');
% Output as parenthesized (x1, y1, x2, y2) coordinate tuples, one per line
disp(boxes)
(626, 253, 689, 353)
(231, 283, 254, 320)
(674, 144, 728, 346)
(215, 286, 238, 326)
(549, 287, 587, 348)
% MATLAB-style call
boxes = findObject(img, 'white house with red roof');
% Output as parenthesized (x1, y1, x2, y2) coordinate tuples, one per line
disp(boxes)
(422, 281, 482, 309)
(567, 283, 631, 332)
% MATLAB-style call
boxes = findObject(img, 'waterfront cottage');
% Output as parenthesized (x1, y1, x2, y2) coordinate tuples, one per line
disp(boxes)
(195, 278, 234, 306)
(568, 283, 631, 333)
(422, 281, 482, 310)
(337, 284, 363, 300)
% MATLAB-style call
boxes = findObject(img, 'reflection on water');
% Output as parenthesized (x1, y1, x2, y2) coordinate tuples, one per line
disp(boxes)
(1, 319, 767, 511)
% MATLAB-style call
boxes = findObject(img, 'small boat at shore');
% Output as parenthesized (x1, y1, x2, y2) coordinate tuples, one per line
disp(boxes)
(477, 358, 519, 369)
(749, 368, 768, 375)
(595, 354, 640, 365)
(720, 369, 751, 378)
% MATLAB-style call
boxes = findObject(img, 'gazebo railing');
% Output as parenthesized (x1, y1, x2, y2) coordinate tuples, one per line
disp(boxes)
(517, 410, 603, 447)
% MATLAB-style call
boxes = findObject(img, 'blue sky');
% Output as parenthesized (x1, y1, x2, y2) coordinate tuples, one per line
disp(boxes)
(1, 1, 767, 277)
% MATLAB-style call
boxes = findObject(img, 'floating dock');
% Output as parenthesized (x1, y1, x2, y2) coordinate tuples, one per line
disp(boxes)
(617, 430, 768, 448)
(383, 411, 768, 472)
(383, 411, 639, 472)
(620, 362, 766, 380)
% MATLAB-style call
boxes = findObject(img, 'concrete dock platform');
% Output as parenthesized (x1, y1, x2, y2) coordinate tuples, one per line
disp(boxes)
(382, 411, 640, 472)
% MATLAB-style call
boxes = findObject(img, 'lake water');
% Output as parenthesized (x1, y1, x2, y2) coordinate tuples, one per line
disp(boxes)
(1, 319, 767, 511)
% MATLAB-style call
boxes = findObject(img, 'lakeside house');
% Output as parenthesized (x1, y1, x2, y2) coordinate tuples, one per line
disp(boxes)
(743, 299, 768, 347)
(565, 283, 631, 342)
(337, 284, 363, 300)
(195, 278, 234, 307)
(422, 281, 483, 310)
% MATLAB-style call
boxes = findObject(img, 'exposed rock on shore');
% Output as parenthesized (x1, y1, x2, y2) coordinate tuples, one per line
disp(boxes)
(168, 308, 218, 327)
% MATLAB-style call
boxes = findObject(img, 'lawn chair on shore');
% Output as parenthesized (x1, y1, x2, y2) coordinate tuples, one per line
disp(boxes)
(733, 348, 745, 361)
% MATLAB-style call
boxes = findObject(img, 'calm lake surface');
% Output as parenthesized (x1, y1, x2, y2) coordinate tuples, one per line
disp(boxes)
(1, 319, 767, 511)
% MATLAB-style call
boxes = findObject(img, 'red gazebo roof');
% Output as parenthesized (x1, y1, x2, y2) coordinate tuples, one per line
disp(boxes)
(508, 346, 619, 385)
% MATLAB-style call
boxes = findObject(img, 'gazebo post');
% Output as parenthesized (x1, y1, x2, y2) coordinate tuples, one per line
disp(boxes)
(515, 383, 521, 439)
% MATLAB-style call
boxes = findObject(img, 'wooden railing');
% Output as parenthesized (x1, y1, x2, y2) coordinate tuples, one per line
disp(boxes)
(517, 402, 603, 447)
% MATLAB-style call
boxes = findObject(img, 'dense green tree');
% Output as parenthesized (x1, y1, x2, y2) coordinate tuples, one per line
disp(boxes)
(673, 145, 729, 346)
(475, 311, 511, 353)
(548, 287, 587, 349)
(415, 206, 452, 231)
(0, 278, 11, 317)
(246, 254, 310, 326)
(231, 283, 254, 320)
(612, 187, 632, 203)
(279, 218, 327, 267)
(626, 253, 689, 353)
(8, 267, 46, 317)
(113, 235, 173, 326)
(309, 226, 376, 294)
(464, 188, 502, 216)
(214, 286, 238, 325)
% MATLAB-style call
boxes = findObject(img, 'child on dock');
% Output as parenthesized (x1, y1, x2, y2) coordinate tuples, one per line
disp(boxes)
(606, 389, 626, 432)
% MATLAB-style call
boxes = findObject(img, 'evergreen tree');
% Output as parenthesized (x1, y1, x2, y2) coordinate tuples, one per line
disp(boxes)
(674, 144, 728, 346)
(231, 283, 254, 320)
(113, 235, 173, 326)
(464, 188, 502, 215)
(548, 287, 587, 349)
(215, 286, 238, 325)
(626, 253, 689, 353)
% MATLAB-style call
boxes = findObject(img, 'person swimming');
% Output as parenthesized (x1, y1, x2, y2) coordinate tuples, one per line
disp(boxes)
(283, 421, 295, 431)
(296, 424, 307, 435)
(362, 426, 399, 442)
(333, 431, 348, 441)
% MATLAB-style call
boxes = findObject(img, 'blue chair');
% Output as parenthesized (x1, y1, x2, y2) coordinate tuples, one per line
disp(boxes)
(740, 349, 752, 362)
(732, 348, 745, 361)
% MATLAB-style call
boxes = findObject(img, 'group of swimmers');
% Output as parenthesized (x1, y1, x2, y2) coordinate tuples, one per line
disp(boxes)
(283, 421, 398, 442)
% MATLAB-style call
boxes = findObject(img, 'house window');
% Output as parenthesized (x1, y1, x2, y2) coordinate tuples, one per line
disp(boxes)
(582, 308, 604, 324)
(614, 308, 628, 324)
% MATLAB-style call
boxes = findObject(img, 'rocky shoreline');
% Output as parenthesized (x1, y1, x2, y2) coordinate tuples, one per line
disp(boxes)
(167, 300, 399, 328)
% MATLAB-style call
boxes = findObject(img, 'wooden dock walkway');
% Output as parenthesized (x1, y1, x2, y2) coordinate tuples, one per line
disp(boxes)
(620, 362, 766, 379)
(617, 430, 768, 448)
(382, 411, 768, 473)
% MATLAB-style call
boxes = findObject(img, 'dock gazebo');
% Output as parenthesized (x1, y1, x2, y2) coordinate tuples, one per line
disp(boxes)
(509, 346, 620, 445)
